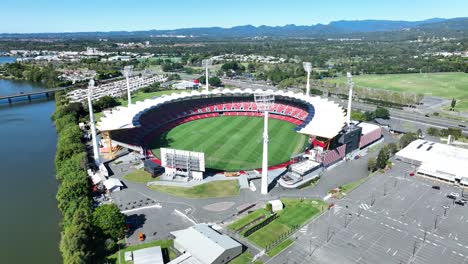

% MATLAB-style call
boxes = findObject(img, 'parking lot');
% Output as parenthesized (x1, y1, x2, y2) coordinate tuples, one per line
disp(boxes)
(268, 160, 468, 264)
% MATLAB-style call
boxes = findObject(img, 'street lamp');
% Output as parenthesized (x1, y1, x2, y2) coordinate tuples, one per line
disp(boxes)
(303, 62, 312, 97)
(202, 59, 212, 91)
(346, 72, 354, 126)
(123, 65, 134, 106)
(87, 79, 101, 166)
(254, 93, 275, 195)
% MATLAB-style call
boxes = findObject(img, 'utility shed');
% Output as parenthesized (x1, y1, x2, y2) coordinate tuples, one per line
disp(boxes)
(268, 200, 284, 212)
(171, 224, 242, 264)
(133, 246, 164, 264)
(103, 178, 123, 192)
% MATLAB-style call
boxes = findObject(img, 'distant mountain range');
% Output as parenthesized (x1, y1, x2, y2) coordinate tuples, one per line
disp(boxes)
(1, 17, 467, 39)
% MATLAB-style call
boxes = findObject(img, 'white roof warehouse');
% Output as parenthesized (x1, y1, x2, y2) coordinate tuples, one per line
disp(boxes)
(170, 224, 242, 264)
(395, 139, 468, 183)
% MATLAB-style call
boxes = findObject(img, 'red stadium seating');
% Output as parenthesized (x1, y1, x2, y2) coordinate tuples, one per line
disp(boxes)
(110, 97, 313, 149)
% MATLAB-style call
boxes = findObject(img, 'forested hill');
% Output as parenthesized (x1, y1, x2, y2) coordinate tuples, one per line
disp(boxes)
(1, 17, 467, 39)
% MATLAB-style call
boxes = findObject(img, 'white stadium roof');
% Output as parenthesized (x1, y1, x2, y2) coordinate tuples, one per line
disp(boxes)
(97, 88, 346, 139)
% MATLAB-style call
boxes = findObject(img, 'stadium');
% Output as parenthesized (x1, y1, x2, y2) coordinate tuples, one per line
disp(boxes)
(97, 88, 382, 188)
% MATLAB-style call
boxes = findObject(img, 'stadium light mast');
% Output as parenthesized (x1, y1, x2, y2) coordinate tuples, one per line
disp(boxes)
(346, 72, 354, 126)
(202, 59, 211, 91)
(303, 62, 312, 97)
(123, 65, 134, 106)
(87, 79, 101, 166)
(255, 93, 275, 195)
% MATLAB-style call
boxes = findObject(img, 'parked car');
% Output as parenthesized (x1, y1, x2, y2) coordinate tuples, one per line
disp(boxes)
(447, 194, 457, 199)
(432, 185, 440, 190)
(455, 200, 466, 206)
(450, 192, 460, 197)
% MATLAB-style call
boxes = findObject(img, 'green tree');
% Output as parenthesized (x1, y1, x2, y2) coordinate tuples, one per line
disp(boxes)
(367, 157, 377, 172)
(399, 133, 417, 149)
(426, 127, 439, 136)
(265, 202, 273, 214)
(60, 225, 91, 264)
(451, 98, 457, 111)
(247, 63, 256, 73)
(351, 111, 366, 121)
(385, 143, 398, 156)
(363, 111, 375, 121)
(376, 148, 390, 169)
(93, 204, 126, 241)
(208, 76, 222, 87)
(92, 96, 121, 112)
(374, 107, 390, 119)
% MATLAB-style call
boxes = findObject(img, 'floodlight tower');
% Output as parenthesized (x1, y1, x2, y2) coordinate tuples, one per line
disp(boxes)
(87, 79, 101, 166)
(303, 62, 312, 97)
(254, 93, 275, 195)
(123, 65, 134, 106)
(202, 59, 212, 91)
(346, 72, 354, 126)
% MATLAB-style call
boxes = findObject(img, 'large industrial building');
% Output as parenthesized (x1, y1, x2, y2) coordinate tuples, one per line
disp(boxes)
(395, 139, 468, 184)
(169, 224, 242, 264)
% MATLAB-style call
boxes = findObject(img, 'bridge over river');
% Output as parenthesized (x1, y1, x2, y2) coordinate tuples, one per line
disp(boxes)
(0, 87, 67, 104)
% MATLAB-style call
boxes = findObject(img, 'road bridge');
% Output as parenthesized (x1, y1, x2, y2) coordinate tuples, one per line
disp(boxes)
(0, 87, 67, 104)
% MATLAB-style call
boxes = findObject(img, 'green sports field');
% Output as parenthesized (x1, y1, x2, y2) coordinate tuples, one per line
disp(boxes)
(327, 72, 468, 110)
(149, 116, 308, 171)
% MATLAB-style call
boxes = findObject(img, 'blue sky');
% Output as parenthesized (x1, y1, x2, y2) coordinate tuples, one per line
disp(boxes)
(1, 0, 467, 33)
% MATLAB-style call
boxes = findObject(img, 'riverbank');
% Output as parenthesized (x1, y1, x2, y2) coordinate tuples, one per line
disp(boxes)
(0, 79, 60, 263)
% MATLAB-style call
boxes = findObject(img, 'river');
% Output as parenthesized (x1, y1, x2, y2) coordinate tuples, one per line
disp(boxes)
(0, 70, 61, 262)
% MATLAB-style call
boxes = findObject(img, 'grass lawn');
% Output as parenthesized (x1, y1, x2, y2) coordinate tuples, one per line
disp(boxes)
(148, 180, 239, 198)
(247, 199, 327, 249)
(267, 239, 294, 257)
(228, 209, 270, 232)
(230, 252, 263, 264)
(149, 116, 308, 171)
(327, 72, 468, 111)
(340, 175, 371, 194)
(106, 239, 176, 264)
(123, 169, 155, 183)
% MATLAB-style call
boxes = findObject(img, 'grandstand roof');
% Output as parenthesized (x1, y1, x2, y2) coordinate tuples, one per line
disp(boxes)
(97, 88, 346, 139)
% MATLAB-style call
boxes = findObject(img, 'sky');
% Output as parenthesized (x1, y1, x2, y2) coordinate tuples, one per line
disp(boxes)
(1, 0, 467, 33)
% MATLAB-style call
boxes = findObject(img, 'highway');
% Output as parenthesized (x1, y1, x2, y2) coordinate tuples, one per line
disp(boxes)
(220, 78, 468, 134)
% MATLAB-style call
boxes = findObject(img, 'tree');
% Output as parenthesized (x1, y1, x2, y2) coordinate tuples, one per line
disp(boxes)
(451, 98, 457, 111)
(363, 111, 375, 121)
(367, 157, 377, 172)
(247, 63, 256, 73)
(93, 204, 126, 241)
(60, 225, 92, 264)
(208, 76, 222, 87)
(376, 148, 390, 169)
(385, 143, 398, 156)
(351, 111, 366, 121)
(399, 133, 417, 149)
(427, 127, 439, 136)
(265, 202, 273, 214)
(92, 96, 120, 112)
(374, 107, 390, 119)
